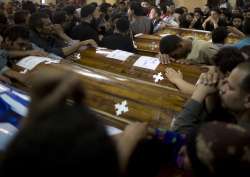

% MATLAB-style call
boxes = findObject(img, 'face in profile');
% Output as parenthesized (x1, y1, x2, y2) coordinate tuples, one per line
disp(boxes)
(41, 18, 54, 34)
(169, 44, 190, 59)
(149, 8, 157, 19)
(219, 67, 248, 112)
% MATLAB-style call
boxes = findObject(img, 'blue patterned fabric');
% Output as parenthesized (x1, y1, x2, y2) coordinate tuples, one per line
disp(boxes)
(0, 83, 29, 128)
(154, 128, 186, 165)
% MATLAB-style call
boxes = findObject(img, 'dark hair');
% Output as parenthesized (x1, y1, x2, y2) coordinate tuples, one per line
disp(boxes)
(159, 4, 167, 14)
(29, 12, 49, 30)
(213, 47, 245, 74)
(210, 8, 221, 14)
(39, 8, 53, 19)
(186, 127, 210, 177)
(90, 2, 98, 8)
(1, 103, 120, 177)
(14, 10, 30, 24)
(152, 7, 161, 16)
(187, 122, 250, 177)
(0, 11, 8, 35)
(0, 11, 7, 24)
(100, 3, 111, 14)
(212, 27, 228, 44)
(232, 14, 243, 20)
(63, 5, 76, 15)
(52, 10, 66, 24)
(175, 7, 184, 15)
(243, 18, 250, 35)
(238, 62, 250, 93)
(159, 35, 182, 54)
(3, 25, 29, 42)
(22, 1, 36, 14)
(116, 17, 129, 33)
(111, 13, 124, 22)
(220, 8, 231, 18)
(81, 4, 96, 18)
(194, 7, 202, 13)
(129, 2, 144, 16)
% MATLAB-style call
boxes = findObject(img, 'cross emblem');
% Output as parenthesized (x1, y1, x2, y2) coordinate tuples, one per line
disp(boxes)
(44, 60, 60, 65)
(115, 100, 129, 116)
(20, 69, 28, 74)
(76, 53, 81, 59)
(153, 72, 164, 83)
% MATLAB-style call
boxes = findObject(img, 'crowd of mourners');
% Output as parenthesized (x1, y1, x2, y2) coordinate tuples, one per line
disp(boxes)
(0, 0, 250, 177)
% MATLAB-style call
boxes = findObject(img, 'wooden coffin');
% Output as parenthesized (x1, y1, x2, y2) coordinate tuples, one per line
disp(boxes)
(71, 47, 204, 90)
(156, 26, 239, 43)
(13, 58, 190, 129)
(134, 26, 240, 55)
(133, 34, 161, 55)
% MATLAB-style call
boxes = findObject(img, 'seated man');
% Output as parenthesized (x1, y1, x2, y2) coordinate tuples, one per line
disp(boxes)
(159, 34, 219, 65)
(101, 17, 135, 52)
(171, 62, 250, 134)
(29, 12, 97, 57)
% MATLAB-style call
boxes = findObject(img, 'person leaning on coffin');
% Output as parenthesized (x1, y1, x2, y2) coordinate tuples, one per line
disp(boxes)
(164, 47, 245, 95)
(29, 12, 97, 58)
(158, 35, 219, 65)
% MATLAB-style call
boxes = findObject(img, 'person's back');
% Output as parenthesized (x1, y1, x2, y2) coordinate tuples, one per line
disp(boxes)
(101, 33, 135, 52)
(101, 18, 135, 52)
(130, 16, 152, 35)
(186, 38, 218, 64)
(128, 2, 152, 35)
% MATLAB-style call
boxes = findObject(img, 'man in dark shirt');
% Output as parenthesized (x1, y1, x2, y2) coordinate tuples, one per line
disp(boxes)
(101, 18, 135, 53)
(29, 12, 97, 57)
(70, 4, 100, 44)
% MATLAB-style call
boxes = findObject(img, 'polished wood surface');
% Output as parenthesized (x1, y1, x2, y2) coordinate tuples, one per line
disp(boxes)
(74, 47, 204, 89)
(14, 60, 191, 129)
(156, 26, 239, 44)
(134, 27, 240, 54)
(134, 34, 161, 54)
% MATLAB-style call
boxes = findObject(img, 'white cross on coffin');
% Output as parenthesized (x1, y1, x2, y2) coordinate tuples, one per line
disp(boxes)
(20, 69, 28, 74)
(115, 100, 129, 116)
(153, 72, 164, 83)
(76, 53, 81, 59)
(44, 60, 60, 65)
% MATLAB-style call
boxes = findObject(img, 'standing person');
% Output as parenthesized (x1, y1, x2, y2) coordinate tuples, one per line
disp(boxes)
(128, 1, 152, 35)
